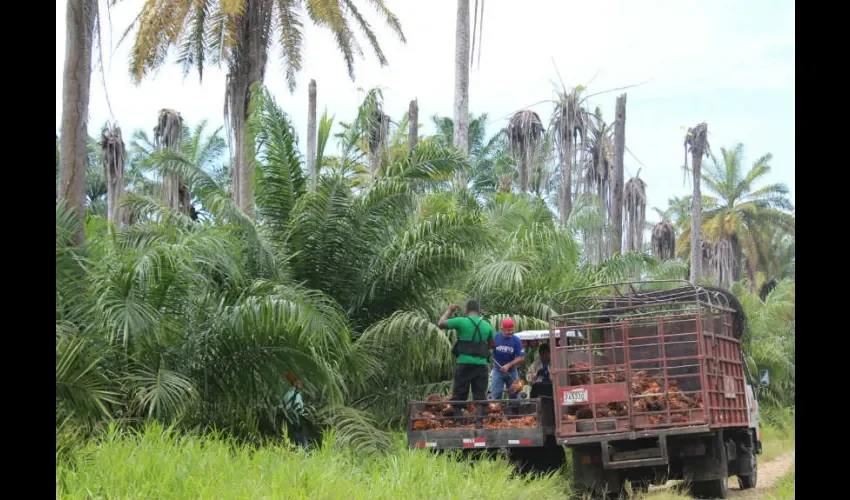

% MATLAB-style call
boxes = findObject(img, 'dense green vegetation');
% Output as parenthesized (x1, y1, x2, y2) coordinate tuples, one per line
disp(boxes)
(57, 4, 793, 500)
(56, 86, 795, 458)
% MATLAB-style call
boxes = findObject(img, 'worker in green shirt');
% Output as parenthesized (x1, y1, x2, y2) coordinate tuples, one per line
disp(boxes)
(438, 300, 495, 402)
(283, 372, 308, 448)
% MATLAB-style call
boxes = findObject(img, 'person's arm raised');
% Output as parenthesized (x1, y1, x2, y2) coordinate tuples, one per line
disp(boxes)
(438, 304, 458, 329)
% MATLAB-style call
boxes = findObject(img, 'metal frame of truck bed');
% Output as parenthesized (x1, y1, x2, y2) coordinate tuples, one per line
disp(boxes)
(548, 280, 752, 444)
(407, 397, 555, 451)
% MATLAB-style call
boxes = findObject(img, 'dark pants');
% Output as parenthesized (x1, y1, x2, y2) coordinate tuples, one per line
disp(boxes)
(287, 422, 308, 448)
(451, 363, 489, 402)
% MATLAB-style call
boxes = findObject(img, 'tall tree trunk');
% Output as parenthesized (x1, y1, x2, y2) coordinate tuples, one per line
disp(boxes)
(155, 109, 185, 213)
(307, 79, 317, 187)
(689, 145, 704, 284)
(227, 0, 272, 218)
(746, 257, 756, 294)
(408, 98, 419, 154)
(610, 93, 627, 256)
(559, 133, 574, 224)
(518, 156, 528, 193)
(59, 0, 97, 245)
(453, 0, 470, 157)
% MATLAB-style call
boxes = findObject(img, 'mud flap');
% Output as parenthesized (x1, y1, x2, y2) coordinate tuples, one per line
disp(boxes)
(572, 444, 624, 496)
(682, 430, 729, 482)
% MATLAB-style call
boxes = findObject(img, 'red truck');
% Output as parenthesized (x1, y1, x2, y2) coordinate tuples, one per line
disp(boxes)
(408, 281, 766, 499)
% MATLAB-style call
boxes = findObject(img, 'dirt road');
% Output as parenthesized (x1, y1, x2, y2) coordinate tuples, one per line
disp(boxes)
(648, 451, 795, 499)
(727, 452, 794, 499)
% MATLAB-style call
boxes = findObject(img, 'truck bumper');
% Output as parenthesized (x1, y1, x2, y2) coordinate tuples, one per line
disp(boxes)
(557, 424, 711, 446)
(408, 428, 546, 450)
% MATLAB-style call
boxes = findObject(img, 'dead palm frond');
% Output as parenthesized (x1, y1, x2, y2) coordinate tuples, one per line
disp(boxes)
(651, 220, 676, 260)
(507, 110, 545, 193)
(712, 234, 741, 289)
(368, 109, 390, 175)
(154, 109, 190, 215)
(550, 86, 589, 222)
(623, 176, 647, 253)
(154, 109, 184, 150)
(100, 123, 127, 226)
(584, 108, 614, 203)
(579, 108, 614, 263)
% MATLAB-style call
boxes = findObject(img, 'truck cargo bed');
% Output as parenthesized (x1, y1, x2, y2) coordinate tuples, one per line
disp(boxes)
(549, 282, 751, 444)
(407, 398, 551, 451)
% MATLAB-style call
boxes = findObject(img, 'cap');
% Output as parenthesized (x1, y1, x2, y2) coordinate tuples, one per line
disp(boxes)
(502, 318, 514, 329)
(285, 372, 298, 383)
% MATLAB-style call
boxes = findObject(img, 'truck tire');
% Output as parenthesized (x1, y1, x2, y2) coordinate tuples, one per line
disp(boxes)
(737, 454, 757, 489)
(736, 438, 757, 490)
(690, 478, 729, 499)
(687, 431, 730, 499)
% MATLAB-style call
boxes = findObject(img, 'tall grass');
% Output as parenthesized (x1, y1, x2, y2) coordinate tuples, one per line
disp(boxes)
(767, 466, 795, 500)
(760, 408, 795, 462)
(56, 423, 568, 500)
(57, 416, 795, 500)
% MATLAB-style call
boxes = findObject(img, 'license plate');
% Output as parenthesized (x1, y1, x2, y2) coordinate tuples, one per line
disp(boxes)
(563, 388, 588, 405)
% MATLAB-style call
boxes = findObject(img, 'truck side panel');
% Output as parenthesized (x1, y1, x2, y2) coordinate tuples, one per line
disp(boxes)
(702, 311, 749, 428)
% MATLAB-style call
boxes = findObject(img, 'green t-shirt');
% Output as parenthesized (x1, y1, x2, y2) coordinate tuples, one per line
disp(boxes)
(446, 315, 494, 365)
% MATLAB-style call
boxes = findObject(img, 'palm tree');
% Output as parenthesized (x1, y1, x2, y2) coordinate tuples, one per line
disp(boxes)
(698, 144, 794, 289)
(653, 195, 692, 236)
(550, 86, 589, 223)
(307, 80, 318, 188)
(154, 109, 187, 214)
(133, 120, 230, 221)
(623, 176, 646, 253)
(582, 107, 614, 263)
(611, 94, 627, 255)
(56, 84, 676, 454)
(408, 99, 419, 154)
(129, 0, 406, 218)
(59, 0, 98, 245)
(651, 221, 675, 260)
(100, 123, 127, 226)
(684, 123, 709, 283)
(453, 0, 470, 157)
(320, 88, 416, 186)
(80, 134, 108, 218)
(735, 280, 795, 409)
(431, 114, 511, 194)
(507, 110, 545, 193)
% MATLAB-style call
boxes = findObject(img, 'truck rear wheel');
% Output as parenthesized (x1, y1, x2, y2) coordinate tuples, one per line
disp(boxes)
(571, 445, 624, 499)
(690, 478, 729, 499)
(737, 455, 757, 490)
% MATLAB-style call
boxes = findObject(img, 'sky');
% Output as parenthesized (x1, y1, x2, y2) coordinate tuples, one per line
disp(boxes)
(56, 0, 795, 219)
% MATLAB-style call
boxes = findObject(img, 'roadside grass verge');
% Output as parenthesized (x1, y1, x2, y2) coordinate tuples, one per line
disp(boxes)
(56, 415, 795, 499)
(766, 466, 794, 500)
(760, 419, 795, 462)
(56, 423, 568, 500)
